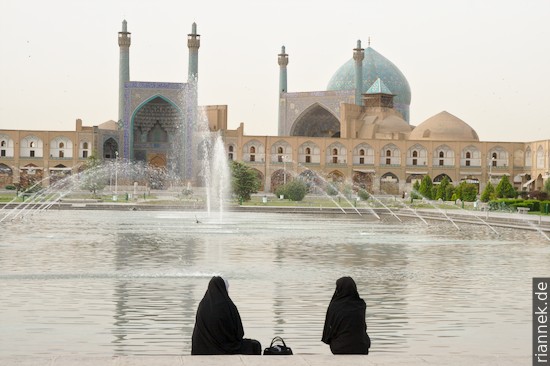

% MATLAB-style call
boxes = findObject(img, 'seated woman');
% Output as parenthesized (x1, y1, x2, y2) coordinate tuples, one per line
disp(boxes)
(322, 276, 371, 354)
(191, 276, 261, 355)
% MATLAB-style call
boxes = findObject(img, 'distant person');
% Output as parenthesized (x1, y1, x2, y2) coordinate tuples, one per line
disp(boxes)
(322, 276, 371, 354)
(191, 276, 261, 355)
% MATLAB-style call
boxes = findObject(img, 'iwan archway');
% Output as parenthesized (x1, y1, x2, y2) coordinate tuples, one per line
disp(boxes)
(290, 103, 340, 137)
(131, 95, 183, 172)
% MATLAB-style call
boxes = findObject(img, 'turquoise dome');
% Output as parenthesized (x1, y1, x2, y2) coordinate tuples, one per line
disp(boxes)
(327, 47, 411, 122)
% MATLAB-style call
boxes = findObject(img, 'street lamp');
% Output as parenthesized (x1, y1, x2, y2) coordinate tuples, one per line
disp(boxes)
(114, 150, 119, 201)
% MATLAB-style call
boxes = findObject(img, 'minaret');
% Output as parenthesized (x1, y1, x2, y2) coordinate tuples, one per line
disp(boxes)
(278, 45, 288, 93)
(118, 20, 131, 124)
(353, 39, 364, 105)
(187, 23, 200, 82)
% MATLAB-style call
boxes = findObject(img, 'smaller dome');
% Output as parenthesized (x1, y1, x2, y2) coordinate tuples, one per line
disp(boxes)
(376, 115, 411, 134)
(98, 120, 118, 130)
(409, 111, 479, 141)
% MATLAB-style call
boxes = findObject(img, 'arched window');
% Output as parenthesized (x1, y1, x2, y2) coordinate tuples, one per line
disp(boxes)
(359, 149, 365, 164)
(1, 141, 5, 147)
(83, 142, 88, 150)
(278, 147, 283, 154)
(30, 142, 35, 148)
(466, 152, 471, 159)
(413, 151, 418, 158)
(59, 142, 64, 149)
(386, 150, 391, 157)
(249, 146, 256, 162)
(306, 147, 311, 155)
(439, 151, 444, 158)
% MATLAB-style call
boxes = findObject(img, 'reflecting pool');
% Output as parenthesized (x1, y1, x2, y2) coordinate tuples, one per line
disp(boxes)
(0, 209, 547, 357)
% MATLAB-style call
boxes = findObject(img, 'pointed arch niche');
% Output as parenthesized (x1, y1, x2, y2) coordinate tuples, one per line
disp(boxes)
(290, 103, 340, 137)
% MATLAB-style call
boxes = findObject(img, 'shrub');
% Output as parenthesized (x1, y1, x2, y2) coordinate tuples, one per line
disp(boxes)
(540, 201, 550, 214)
(528, 190, 549, 200)
(4, 185, 16, 190)
(526, 200, 541, 212)
(277, 180, 307, 201)
(357, 189, 370, 201)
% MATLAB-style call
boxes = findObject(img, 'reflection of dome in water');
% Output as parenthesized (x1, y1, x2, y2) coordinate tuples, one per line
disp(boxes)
(409, 111, 479, 141)
(327, 46, 411, 121)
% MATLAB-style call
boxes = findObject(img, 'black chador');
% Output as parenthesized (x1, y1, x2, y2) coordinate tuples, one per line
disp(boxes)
(191, 276, 260, 355)
(322, 276, 371, 354)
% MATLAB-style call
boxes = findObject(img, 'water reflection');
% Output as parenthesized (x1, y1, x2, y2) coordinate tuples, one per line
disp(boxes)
(0, 210, 546, 357)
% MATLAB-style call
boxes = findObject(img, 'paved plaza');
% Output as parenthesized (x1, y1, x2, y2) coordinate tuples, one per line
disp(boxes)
(0, 355, 527, 366)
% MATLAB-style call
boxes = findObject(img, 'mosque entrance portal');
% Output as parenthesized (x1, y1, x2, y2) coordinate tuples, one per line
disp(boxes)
(290, 104, 340, 137)
(132, 96, 183, 171)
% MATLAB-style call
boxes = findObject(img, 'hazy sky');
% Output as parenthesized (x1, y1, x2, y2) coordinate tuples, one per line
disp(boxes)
(1, 0, 549, 142)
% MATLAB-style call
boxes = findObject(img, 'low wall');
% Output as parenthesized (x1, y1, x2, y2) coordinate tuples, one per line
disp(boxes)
(0, 354, 526, 366)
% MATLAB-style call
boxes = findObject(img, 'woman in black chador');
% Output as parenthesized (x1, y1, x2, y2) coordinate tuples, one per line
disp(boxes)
(191, 276, 261, 355)
(322, 276, 371, 354)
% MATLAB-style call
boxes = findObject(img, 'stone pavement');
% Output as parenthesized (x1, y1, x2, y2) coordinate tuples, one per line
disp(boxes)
(0, 355, 526, 366)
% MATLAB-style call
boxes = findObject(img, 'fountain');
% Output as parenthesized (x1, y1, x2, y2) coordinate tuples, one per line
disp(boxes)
(0, 208, 546, 360)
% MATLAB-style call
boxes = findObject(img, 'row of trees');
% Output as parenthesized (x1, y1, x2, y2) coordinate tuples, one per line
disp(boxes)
(411, 174, 519, 202)
(232, 164, 525, 204)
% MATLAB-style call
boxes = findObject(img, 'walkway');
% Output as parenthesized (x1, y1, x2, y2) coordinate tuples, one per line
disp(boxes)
(0, 355, 525, 366)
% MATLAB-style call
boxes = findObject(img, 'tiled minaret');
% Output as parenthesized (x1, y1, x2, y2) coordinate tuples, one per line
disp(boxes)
(278, 46, 289, 135)
(187, 23, 200, 82)
(118, 20, 131, 124)
(353, 39, 364, 105)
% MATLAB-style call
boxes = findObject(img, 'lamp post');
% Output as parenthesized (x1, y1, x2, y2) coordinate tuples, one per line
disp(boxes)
(114, 150, 119, 201)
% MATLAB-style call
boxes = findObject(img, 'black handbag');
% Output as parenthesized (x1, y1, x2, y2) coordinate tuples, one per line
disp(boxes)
(263, 336, 293, 355)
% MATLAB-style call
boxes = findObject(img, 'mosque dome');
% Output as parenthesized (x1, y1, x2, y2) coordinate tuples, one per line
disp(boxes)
(98, 120, 118, 130)
(409, 111, 479, 141)
(327, 46, 411, 121)
(376, 115, 412, 134)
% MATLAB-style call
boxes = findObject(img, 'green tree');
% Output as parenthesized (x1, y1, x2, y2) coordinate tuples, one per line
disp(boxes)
(544, 178, 550, 194)
(445, 184, 455, 202)
(435, 176, 450, 200)
(230, 161, 260, 202)
(454, 181, 478, 202)
(79, 153, 107, 197)
(418, 175, 433, 199)
(411, 180, 421, 199)
(480, 182, 494, 202)
(276, 179, 307, 201)
(495, 175, 516, 198)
